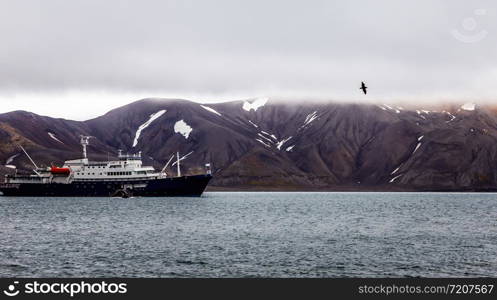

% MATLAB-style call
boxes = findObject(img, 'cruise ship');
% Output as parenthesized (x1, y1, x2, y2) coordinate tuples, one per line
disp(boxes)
(0, 136, 212, 197)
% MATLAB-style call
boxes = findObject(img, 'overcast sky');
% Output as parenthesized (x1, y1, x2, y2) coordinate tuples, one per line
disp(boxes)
(0, 0, 496, 120)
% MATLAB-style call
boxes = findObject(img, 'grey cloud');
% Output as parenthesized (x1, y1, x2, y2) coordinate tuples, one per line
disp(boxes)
(0, 0, 496, 104)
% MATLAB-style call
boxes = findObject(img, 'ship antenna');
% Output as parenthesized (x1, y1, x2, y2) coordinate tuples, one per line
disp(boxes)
(80, 135, 92, 159)
(176, 151, 181, 177)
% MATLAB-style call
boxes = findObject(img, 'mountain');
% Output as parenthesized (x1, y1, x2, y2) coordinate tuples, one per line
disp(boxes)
(1, 98, 497, 191)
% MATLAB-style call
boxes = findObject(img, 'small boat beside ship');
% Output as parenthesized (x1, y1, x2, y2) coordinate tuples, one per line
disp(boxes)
(0, 136, 212, 197)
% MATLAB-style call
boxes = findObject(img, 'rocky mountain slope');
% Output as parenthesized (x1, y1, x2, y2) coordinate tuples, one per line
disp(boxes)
(1, 98, 497, 191)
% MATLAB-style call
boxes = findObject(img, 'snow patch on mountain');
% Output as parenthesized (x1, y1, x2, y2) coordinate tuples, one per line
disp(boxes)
(389, 174, 402, 183)
(256, 138, 271, 147)
(133, 110, 166, 147)
(413, 142, 422, 154)
(257, 133, 274, 143)
(390, 166, 401, 175)
(248, 120, 258, 128)
(243, 97, 268, 112)
(461, 103, 475, 111)
(200, 105, 222, 116)
(276, 137, 292, 150)
(382, 104, 400, 113)
(445, 111, 456, 122)
(260, 131, 277, 140)
(5, 153, 20, 165)
(48, 132, 64, 144)
(303, 111, 318, 127)
(174, 119, 193, 139)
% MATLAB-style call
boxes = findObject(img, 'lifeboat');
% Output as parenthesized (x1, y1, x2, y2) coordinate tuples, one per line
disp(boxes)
(50, 166, 71, 175)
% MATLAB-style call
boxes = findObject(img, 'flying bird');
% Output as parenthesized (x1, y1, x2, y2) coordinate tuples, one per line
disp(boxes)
(360, 81, 367, 95)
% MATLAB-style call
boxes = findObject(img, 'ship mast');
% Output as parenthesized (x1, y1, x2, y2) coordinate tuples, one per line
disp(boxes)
(172, 151, 193, 177)
(160, 154, 175, 176)
(18, 144, 41, 176)
(80, 135, 92, 159)
(18, 145, 39, 169)
(176, 152, 181, 177)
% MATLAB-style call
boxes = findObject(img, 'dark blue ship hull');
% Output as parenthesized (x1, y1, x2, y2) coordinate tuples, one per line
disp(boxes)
(0, 174, 212, 197)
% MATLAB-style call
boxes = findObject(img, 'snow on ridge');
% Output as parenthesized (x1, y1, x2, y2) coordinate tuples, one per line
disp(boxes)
(276, 136, 292, 150)
(413, 142, 422, 154)
(256, 131, 293, 150)
(200, 105, 222, 116)
(257, 133, 274, 143)
(256, 138, 271, 147)
(48, 132, 64, 144)
(5, 153, 20, 165)
(383, 104, 400, 113)
(445, 111, 456, 122)
(243, 97, 268, 112)
(174, 119, 193, 139)
(390, 166, 401, 175)
(303, 111, 318, 126)
(260, 131, 277, 140)
(461, 102, 476, 111)
(389, 174, 402, 183)
(286, 145, 295, 152)
(248, 120, 258, 128)
(133, 110, 166, 147)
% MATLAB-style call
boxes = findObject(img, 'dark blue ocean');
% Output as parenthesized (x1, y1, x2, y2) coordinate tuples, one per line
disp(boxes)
(1, 192, 496, 277)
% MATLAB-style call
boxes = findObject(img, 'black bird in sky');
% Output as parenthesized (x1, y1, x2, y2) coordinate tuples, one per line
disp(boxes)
(360, 81, 367, 95)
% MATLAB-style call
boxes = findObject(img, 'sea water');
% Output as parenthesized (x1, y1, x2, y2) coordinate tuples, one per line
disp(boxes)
(1, 192, 496, 277)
